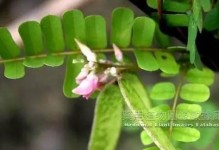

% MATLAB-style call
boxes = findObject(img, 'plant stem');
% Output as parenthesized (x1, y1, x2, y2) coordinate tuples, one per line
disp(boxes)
(0, 47, 187, 64)
(169, 72, 185, 136)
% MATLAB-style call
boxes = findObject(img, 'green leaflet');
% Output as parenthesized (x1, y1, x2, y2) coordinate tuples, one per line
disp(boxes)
(134, 51, 159, 71)
(88, 85, 123, 150)
(186, 68, 215, 86)
(193, 0, 203, 32)
(150, 104, 170, 122)
(118, 73, 176, 150)
(62, 9, 86, 98)
(41, 15, 65, 67)
(204, 4, 219, 31)
(154, 24, 170, 48)
(141, 130, 153, 145)
(180, 83, 210, 102)
(150, 82, 175, 101)
(176, 103, 202, 120)
(188, 1, 203, 67)
(111, 7, 134, 47)
(85, 15, 107, 49)
(147, 0, 191, 13)
(132, 17, 155, 47)
(0, 28, 25, 79)
(63, 55, 84, 98)
(119, 73, 151, 108)
(172, 127, 200, 142)
(19, 21, 45, 68)
(155, 52, 180, 74)
(62, 10, 86, 50)
(143, 147, 159, 150)
(187, 14, 197, 64)
(200, 0, 211, 12)
(162, 14, 189, 27)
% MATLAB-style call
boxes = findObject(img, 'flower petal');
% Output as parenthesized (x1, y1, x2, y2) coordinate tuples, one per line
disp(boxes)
(72, 73, 99, 99)
(113, 44, 123, 62)
(75, 39, 97, 62)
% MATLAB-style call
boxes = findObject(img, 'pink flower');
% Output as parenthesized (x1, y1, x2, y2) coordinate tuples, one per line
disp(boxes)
(75, 67, 89, 84)
(72, 73, 99, 99)
(113, 44, 123, 62)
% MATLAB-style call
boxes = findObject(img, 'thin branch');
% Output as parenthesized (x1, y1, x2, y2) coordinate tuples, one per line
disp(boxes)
(169, 72, 185, 136)
(0, 47, 187, 64)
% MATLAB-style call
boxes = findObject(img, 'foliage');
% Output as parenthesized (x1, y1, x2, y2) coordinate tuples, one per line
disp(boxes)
(0, 0, 218, 149)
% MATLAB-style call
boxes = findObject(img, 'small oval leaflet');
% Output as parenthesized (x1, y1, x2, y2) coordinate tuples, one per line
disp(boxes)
(141, 130, 153, 145)
(186, 68, 215, 86)
(155, 52, 180, 74)
(132, 17, 155, 47)
(172, 127, 200, 142)
(111, 7, 134, 48)
(150, 82, 176, 100)
(134, 51, 159, 71)
(176, 103, 202, 120)
(180, 83, 210, 102)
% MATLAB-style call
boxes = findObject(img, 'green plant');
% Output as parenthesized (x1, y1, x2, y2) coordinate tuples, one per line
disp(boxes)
(0, 0, 218, 149)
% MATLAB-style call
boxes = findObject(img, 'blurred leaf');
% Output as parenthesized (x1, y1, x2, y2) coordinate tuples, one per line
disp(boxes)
(186, 68, 215, 86)
(172, 127, 200, 142)
(141, 130, 153, 145)
(143, 147, 159, 150)
(176, 103, 202, 120)
(63, 55, 84, 98)
(163, 14, 189, 27)
(180, 83, 210, 102)
(41, 15, 65, 67)
(150, 104, 170, 122)
(0, 28, 25, 79)
(89, 85, 123, 150)
(204, 4, 219, 31)
(200, 0, 211, 12)
(19, 21, 45, 68)
(85, 15, 107, 49)
(155, 52, 180, 74)
(119, 73, 151, 108)
(154, 24, 170, 48)
(111, 7, 134, 47)
(193, 0, 203, 32)
(118, 73, 176, 150)
(187, 15, 198, 64)
(132, 17, 155, 47)
(150, 82, 175, 100)
(190, 102, 218, 149)
(134, 51, 159, 71)
(147, 0, 191, 12)
(62, 10, 86, 50)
